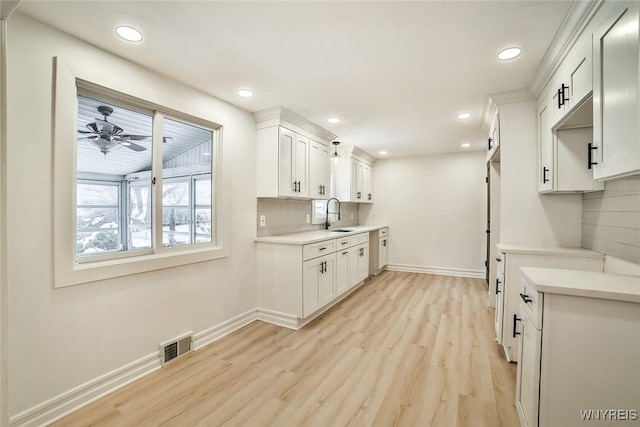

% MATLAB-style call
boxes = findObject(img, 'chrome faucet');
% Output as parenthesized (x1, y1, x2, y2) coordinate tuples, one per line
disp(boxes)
(325, 198, 341, 229)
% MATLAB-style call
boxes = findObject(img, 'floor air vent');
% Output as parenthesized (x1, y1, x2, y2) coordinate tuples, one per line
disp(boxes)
(161, 333, 192, 365)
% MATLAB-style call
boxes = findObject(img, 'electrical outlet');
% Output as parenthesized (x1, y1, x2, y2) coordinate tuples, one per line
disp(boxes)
(259, 215, 266, 227)
(306, 214, 310, 224)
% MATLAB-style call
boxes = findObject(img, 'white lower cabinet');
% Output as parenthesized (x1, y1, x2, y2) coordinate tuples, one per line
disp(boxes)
(257, 233, 370, 329)
(494, 245, 604, 362)
(516, 269, 640, 427)
(369, 228, 389, 275)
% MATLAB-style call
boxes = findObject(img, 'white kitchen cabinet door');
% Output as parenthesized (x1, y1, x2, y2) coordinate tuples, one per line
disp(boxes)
(363, 163, 373, 202)
(293, 133, 309, 198)
(350, 158, 363, 201)
(538, 99, 553, 192)
(592, 1, 640, 180)
(378, 236, 388, 269)
(277, 127, 309, 198)
(303, 253, 334, 317)
(349, 243, 369, 287)
(336, 249, 350, 297)
(516, 309, 541, 427)
(566, 36, 592, 113)
(309, 139, 330, 199)
(278, 127, 295, 197)
(494, 271, 505, 344)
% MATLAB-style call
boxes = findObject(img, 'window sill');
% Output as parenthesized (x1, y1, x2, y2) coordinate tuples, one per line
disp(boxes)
(55, 245, 228, 288)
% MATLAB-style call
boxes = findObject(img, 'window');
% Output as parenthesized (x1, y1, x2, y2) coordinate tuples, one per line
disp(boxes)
(76, 94, 216, 263)
(53, 57, 227, 287)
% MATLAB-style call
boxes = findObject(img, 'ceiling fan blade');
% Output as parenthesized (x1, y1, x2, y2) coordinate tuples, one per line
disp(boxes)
(163, 136, 174, 143)
(121, 140, 147, 152)
(85, 122, 98, 133)
(78, 136, 99, 141)
(120, 134, 151, 141)
(77, 129, 96, 134)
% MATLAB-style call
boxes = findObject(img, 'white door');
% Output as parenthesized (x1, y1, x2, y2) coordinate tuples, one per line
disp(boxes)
(593, 2, 640, 179)
(336, 249, 350, 296)
(357, 244, 369, 283)
(350, 158, 363, 201)
(293, 134, 309, 198)
(309, 139, 330, 199)
(363, 164, 373, 202)
(278, 127, 294, 197)
(378, 236, 388, 269)
(538, 100, 553, 192)
(319, 254, 336, 306)
(302, 257, 323, 317)
(516, 310, 542, 427)
(494, 273, 505, 344)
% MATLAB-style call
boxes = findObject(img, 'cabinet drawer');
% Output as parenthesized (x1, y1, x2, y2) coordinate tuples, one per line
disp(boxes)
(379, 228, 388, 237)
(303, 239, 336, 261)
(336, 236, 350, 249)
(520, 277, 543, 329)
(350, 232, 369, 246)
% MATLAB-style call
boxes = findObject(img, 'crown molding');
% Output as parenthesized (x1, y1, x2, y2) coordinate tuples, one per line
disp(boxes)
(253, 106, 337, 143)
(529, 0, 605, 98)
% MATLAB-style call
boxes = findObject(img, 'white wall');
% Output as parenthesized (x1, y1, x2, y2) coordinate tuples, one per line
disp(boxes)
(361, 151, 487, 277)
(498, 100, 582, 246)
(6, 13, 257, 421)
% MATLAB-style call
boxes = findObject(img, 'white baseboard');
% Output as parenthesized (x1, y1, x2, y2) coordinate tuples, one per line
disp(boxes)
(9, 353, 161, 427)
(386, 263, 485, 279)
(10, 309, 258, 427)
(256, 307, 300, 330)
(192, 309, 257, 350)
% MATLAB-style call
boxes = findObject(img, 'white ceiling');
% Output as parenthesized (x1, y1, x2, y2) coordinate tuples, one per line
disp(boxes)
(16, 0, 573, 158)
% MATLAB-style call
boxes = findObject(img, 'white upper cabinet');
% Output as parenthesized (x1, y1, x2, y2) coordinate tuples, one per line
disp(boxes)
(255, 107, 336, 199)
(276, 127, 308, 198)
(536, 18, 603, 193)
(309, 139, 330, 199)
(335, 146, 375, 203)
(592, 1, 640, 180)
(550, 33, 593, 127)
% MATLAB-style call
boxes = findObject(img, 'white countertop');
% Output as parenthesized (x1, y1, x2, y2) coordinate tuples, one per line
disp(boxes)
(521, 267, 640, 303)
(497, 243, 604, 258)
(255, 225, 388, 245)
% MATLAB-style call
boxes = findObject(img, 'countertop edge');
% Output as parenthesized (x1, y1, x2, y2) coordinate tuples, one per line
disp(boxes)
(521, 267, 640, 303)
(497, 243, 605, 258)
(255, 225, 388, 245)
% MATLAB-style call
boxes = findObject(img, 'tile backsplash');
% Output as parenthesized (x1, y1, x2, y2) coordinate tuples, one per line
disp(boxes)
(582, 176, 640, 264)
(257, 198, 360, 237)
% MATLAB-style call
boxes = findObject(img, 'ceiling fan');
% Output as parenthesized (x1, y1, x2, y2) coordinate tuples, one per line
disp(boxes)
(77, 105, 154, 156)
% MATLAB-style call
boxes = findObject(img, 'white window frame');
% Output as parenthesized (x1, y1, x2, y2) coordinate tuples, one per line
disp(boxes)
(53, 57, 228, 288)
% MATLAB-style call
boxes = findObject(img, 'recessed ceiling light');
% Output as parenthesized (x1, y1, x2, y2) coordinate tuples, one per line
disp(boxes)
(497, 47, 522, 61)
(461, 143, 471, 148)
(237, 89, 254, 98)
(457, 112, 472, 120)
(328, 117, 340, 124)
(379, 151, 388, 155)
(115, 25, 143, 42)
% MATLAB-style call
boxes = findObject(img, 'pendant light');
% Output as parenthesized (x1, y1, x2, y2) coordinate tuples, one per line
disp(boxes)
(332, 141, 341, 163)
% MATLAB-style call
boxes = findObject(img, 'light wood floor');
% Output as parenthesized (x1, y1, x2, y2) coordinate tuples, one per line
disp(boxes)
(53, 271, 519, 427)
